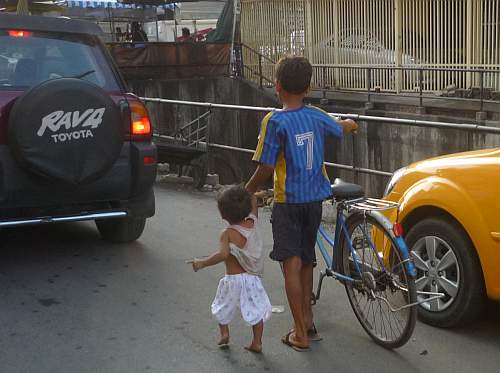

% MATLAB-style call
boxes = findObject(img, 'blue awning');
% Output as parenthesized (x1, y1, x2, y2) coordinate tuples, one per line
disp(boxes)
(65, 0, 176, 9)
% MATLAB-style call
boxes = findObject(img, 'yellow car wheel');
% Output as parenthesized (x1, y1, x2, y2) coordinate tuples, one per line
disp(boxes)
(406, 217, 485, 328)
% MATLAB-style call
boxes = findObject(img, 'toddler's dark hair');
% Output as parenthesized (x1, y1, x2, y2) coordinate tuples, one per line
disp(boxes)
(276, 56, 312, 94)
(217, 185, 252, 225)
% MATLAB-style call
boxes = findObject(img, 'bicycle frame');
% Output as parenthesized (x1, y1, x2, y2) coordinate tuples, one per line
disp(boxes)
(314, 202, 418, 302)
(313, 201, 447, 308)
(316, 207, 369, 283)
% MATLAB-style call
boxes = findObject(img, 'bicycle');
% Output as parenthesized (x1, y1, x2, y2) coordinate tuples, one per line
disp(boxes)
(313, 179, 444, 349)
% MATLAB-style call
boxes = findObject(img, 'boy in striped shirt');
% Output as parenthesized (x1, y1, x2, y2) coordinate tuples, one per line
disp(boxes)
(246, 56, 358, 351)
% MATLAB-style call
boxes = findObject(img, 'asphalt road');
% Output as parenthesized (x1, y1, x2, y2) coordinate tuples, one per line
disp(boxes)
(1, 184, 500, 373)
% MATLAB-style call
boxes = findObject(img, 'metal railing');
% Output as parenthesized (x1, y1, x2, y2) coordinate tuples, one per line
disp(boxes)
(240, 0, 500, 91)
(239, 44, 276, 88)
(141, 97, 500, 179)
(238, 44, 500, 110)
(311, 64, 500, 112)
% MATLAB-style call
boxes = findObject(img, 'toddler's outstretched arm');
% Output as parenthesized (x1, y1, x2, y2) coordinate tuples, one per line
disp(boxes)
(192, 230, 230, 272)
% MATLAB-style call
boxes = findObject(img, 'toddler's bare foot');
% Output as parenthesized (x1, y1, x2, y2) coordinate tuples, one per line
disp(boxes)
(218, 324, 230, 349)
(244, 342, 262, 353)
(218, 335, 230, 349)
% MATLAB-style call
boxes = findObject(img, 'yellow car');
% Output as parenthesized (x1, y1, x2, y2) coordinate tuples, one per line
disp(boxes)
(383, 148, 500, 327)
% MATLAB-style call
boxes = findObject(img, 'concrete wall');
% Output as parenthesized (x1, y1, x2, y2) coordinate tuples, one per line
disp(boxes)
(126, 77, 500, 197)
(321, 102, 499, 197)
(127, 78, 278, 185)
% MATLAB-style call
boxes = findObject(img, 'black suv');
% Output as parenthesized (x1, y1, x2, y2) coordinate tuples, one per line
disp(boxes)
(0, 14, 156, 243)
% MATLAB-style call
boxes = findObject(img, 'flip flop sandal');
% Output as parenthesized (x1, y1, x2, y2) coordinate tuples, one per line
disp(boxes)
(308, 323, 323, 342)
(281, 331, 310, 352)
(287, 323, 322, 342)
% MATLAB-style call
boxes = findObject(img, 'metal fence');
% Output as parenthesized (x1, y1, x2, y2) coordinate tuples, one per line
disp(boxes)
(142, 97, 500, 179)
(239, 45, 500, 110)
(240, 0, 500, 94)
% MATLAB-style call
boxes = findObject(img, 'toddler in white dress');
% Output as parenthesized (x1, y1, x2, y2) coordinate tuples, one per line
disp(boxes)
(192, 185, 272, 353)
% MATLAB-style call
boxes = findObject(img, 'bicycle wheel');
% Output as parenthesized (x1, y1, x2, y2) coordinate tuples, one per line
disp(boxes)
(339, 212, 417, 349)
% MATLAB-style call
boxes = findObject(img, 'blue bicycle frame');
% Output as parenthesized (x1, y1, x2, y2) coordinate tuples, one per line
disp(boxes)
(315, 206, 417, 294)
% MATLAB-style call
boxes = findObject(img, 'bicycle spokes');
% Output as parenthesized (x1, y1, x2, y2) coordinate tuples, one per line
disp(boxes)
(341, 213, 417, 348)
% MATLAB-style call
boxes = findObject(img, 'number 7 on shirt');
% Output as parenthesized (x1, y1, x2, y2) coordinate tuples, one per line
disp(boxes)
(295, 132, 314, 170)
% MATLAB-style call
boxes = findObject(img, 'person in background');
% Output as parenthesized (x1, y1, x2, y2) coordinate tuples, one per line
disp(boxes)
(131, 21, 148, 42)
(182, 27, 191, 39)
(115, 27, 123, 42)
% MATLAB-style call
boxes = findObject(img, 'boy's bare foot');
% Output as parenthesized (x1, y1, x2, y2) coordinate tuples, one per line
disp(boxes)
(244, 342, 262, 353)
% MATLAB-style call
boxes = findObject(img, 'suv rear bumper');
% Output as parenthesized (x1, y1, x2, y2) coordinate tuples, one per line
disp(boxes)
(0, 187, 155, 228)
(0, 210, 128, 228)
(0, 141, 156, 225)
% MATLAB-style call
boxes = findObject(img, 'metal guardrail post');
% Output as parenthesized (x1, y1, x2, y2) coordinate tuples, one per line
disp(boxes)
(322, 66, 327, 99)
(196, 107, 200, 146)
(351, 128, 359, 184)
(419, 68, 423, 108)
(365, 67, 373, 110)
(239, 45, 244, 78)
(258, 54, 263, 89)
(367, 67, 371, 103)
(479, 70, 484, 112)
(206, 109, 211, 174)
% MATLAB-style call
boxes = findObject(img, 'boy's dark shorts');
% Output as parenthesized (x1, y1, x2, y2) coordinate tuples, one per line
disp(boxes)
(270, 201, 322, 265)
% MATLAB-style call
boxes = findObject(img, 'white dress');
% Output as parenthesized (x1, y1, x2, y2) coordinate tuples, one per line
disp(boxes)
(211, 214, 272, 326)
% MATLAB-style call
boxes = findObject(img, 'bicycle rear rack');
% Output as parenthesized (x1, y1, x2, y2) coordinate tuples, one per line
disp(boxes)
(344, 198, 400, 212)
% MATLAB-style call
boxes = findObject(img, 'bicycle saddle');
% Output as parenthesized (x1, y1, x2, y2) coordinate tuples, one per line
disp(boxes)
(331, 178, 365, 200)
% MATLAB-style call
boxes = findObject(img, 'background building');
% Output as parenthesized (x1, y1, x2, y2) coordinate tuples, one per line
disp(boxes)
(240, 0, 500, 93)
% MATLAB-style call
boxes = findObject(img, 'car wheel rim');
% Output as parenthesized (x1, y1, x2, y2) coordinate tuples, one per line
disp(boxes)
(411, 236, 460, 312)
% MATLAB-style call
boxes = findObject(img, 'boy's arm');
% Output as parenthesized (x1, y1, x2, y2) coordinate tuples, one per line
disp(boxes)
(246, 164, 274, 195)
(247, 113, 279, 194)
(192, 230, 230, 271)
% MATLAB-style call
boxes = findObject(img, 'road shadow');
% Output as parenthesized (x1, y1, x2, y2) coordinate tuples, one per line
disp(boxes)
(0, 221, 151, 301)
(444, 300, 500, 343)
(0, 221, 146, 259)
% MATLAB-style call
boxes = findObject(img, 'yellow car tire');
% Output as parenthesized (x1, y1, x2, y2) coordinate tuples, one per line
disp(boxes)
(406, 217, 485, 328)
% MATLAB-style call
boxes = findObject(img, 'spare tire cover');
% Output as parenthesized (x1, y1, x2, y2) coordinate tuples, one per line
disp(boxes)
(9, 78, 123, 185)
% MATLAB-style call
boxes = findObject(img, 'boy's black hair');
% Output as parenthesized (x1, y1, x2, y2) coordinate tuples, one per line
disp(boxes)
(275, 56, 313, 95)
(217, 185, 252, 225)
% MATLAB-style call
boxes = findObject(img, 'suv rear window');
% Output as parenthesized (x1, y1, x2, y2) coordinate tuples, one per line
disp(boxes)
(0, 30, 121, 91)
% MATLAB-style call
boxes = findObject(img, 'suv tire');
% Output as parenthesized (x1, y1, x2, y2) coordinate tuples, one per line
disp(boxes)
(96, 217, 146, 243)
(406, 217, 485, 327)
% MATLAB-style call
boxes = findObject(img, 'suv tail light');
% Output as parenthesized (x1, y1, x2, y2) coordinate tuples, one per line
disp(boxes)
(8, 30, 33, 38)
(128, 99, 152, 140)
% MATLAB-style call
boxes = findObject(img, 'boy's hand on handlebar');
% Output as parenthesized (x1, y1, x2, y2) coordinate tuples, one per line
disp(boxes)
(341, 119, 358, 134)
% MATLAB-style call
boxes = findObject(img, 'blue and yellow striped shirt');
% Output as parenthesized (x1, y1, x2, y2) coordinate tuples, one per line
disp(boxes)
(252, 105, 343, 204)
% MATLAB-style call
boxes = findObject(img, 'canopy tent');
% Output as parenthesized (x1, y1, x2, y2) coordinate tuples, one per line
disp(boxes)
(60, 0, 178, 41)
(65, 0, 176, 10)
(0, 0, 65, 13)
(206, 0, 233, 43)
